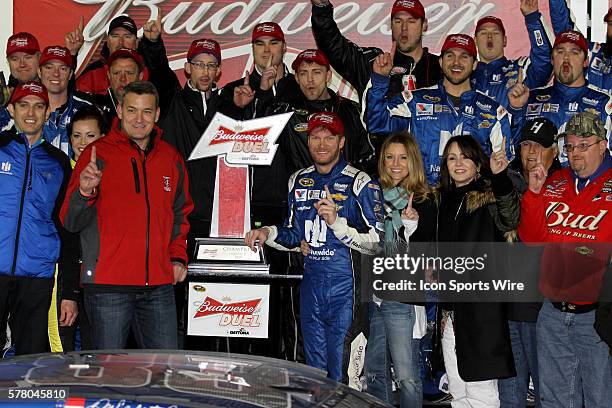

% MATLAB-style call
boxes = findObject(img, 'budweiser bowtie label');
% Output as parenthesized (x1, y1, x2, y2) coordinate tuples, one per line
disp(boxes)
(188, 283, 270, 338)
(13, 0, 546, 96)
(189, 112, 289, 166)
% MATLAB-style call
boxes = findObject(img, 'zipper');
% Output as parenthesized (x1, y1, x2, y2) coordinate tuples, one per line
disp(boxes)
(141, 155, 151, 286)
(131, 158, 141, 193)
(11, 143, 32, 274)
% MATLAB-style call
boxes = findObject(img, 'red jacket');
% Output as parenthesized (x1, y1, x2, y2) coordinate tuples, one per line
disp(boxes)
(518, 164, 611, 303)
(76, 60, 150, 95)
(60, 119, 193, 287)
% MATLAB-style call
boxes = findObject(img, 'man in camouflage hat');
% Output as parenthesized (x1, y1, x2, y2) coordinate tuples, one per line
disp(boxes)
(518, 110, 611, 408)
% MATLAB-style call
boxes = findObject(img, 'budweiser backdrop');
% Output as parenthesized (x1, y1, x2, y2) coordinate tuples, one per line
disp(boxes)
(12, 0, 559, 94)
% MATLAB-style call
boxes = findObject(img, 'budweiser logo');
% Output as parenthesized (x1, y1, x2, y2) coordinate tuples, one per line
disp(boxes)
(76, 0, 500, 84)
(546, 202, 608, 231)
(23, 83, 44, 93)
(194, 296, 261, 318)
(11, 38, 29, 47)
(210, 126, 270, 144)
(47, 47, 68, 57)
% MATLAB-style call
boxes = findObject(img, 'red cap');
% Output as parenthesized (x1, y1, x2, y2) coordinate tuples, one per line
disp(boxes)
(604, 7, 612, 23)
(553, 30, 588, 55)
(441, 34, 477, 58)
(475, 16, 505, 36)
(291, 49, 330, 72)
(251, 22, 285, 42)
(307, 112, 344, 136)
(391, 0, 425, 19)
(39, 46, 74, 69)
(6, 32, 40, 57)
(187, 39, 221, 62)
(10, 81, 49, 105)
(107, 48, 145, 69)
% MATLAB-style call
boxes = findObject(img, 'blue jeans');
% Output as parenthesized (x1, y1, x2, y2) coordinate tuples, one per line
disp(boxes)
(85, 285, 177, 349)
(365, 301, 422, 407)
(537, 301, 612, 408)
(499, 320, 540, 408)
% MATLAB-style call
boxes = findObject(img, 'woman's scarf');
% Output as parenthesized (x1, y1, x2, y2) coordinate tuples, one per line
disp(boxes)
(383, 186, 409, 254)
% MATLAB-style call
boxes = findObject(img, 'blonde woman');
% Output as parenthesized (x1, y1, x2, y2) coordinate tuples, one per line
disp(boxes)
(364, 132, 436, 407)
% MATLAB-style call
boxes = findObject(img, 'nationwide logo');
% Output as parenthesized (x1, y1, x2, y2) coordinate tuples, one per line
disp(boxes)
(194, 296, 261, 319)
(476, 101, 492, 111)
(582, 97, 599, 107)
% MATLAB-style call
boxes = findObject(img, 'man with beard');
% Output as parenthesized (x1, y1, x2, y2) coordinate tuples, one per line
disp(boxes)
(518, 111, 612, 408)
(508, 30, 612, 167)
(367, 34, 514, 184)
(245, 112, 383, 382)
(548, 1, 611, 94)
(472, 0, 553, 109)
(266, 49, 374, 175)
(311, 0, 441, 100)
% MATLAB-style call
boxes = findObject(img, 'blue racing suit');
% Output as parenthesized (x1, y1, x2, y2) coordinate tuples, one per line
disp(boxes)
(549, 0, 612, 93)
(472, 11, 553, 108)
(510, 81, 612, 166)
(43, 92, 92, 157)
(366, 74, 515, 184)
(265, 157, 383, 381)
(0, 107, 12, 132)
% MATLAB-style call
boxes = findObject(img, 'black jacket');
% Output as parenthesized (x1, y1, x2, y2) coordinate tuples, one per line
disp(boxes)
(311, 1, 442, 100)
(266, 89, 375, 175)
(139, 37, 222, 231)
(218, 67, 301, 215)
(432, 172, 519, 381)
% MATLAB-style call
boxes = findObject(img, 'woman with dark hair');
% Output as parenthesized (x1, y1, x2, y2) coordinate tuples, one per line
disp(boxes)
(434, 135, 518, 406)
(364, 131, 436, 407)
(67, 105, 109, 165)
(48, 105, 107, 352)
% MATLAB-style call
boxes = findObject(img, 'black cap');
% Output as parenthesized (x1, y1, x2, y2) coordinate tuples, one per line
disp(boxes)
(521, 117, 558, 148)
(108, 15, 137, 36)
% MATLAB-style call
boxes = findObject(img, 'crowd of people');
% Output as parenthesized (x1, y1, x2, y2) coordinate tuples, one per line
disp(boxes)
(0, 0, 610, 407)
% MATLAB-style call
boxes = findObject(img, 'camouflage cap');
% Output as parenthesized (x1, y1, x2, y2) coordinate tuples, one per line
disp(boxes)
(558, 111, 606, 141)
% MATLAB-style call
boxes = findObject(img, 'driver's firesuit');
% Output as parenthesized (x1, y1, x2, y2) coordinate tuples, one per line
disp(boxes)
(263, 156, 383, 381)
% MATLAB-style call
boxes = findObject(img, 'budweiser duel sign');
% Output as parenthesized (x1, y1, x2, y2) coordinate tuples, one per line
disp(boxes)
(188, 283, 270, 338)
(14, 0, 549, 91)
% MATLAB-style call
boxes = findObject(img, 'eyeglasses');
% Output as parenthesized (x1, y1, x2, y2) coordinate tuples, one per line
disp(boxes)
(562, 141, 601, 153)
(189, 61, 219, 71)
